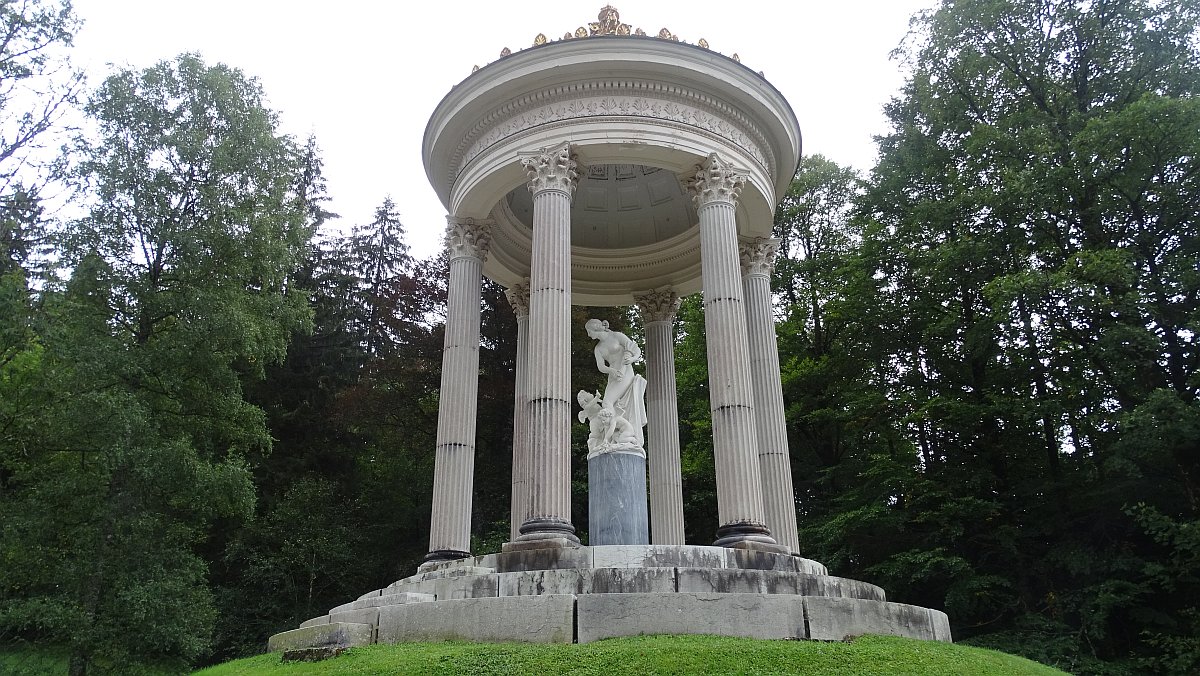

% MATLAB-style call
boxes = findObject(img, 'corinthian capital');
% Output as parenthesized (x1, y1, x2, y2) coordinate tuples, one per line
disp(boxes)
(522, 141, 579, 196)
(504, 279, 531, 318)
(739, 237, 780, 277)
(445, 216, 493, 261)
(690, 152, 745, 209)
(633, 286, 682, 324)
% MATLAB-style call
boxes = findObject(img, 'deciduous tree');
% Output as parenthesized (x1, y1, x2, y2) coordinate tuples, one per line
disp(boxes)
(0, 53, 314, 673)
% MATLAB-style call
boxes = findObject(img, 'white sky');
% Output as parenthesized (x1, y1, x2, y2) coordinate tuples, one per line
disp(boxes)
(70, 1, 930, 259)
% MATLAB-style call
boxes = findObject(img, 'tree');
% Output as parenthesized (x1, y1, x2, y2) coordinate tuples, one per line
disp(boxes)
(0, 0, 81, 190)
(350, 197, 414, 356)
(0, 0, 82, 491)
(853, 0, 1200, 670)
(0, 53, 313, 673)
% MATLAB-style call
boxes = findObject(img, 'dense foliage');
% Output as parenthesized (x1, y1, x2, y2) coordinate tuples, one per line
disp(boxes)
(0, 1, 1196, 674)
(776, 4, 1199, 672)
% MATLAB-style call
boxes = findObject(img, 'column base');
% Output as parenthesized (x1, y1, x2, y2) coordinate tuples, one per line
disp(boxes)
(513, 517, 580, 547)
(420, 549, 472, 570)
(713, 521, 787, 553)
(501, 537, 581, 552)
(727, 539, 793, 555)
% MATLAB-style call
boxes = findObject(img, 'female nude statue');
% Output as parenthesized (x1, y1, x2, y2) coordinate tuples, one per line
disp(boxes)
(583, 318, 647, 447)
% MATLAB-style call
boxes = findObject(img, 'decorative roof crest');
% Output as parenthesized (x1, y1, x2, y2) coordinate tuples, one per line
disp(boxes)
(516, 7, 728, 59)
(464, 6, 755, 79)
(589, 5, 631, 36)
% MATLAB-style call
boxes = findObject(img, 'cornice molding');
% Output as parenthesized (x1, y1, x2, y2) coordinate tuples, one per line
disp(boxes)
(452, 79, 772, 186)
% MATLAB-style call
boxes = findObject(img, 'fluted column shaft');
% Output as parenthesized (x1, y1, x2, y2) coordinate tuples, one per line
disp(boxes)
(506, 282, 531, 540)
(517, 142, 579, 543)
(425, 217, 492, 565)
(691, 153, 777, 547)
(635, 289, 686, 545)
(741, 238, 800, 554)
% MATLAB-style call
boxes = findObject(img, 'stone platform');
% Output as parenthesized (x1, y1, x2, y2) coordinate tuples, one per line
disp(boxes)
(267, 545, 951, 652)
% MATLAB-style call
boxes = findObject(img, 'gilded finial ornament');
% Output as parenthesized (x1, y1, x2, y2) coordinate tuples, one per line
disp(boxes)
(589, 5, 632, 36)
(474, 7, 748, 72)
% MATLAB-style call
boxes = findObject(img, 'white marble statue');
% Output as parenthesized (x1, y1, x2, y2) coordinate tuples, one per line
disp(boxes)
(577, 318, 648, 458)
(578, 390, 646, 459)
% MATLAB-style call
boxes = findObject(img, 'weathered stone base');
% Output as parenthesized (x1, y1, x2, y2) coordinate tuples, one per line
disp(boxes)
(378, 595, 575, 643)
(502, 536, 581, 552)
(267, 622, 373, 653)
(266, 545, 951, 651)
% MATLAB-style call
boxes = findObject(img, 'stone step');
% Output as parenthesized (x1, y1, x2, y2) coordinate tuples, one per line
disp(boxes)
(392, 565, 496, 586)
(674, 567, 885, 601)
(267, 622, 373, 653)
(575, 593, 951, 644)
(402, 545, 829, 577)
(498, 566, 674, 596)
(299, 592, 438, 630)
(384, 571, 500, 599)
(376, 566, 884, 602)
(279, 594, 951, 650)
(267, 547, 946, 651)
(330, 592, 435, 614)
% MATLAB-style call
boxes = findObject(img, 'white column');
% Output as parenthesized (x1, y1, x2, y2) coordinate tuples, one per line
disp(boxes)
(740, 238, 800, 554)
(633, 287, 686, 545)
(690, 153, 779, 549)
(514, 142, 580, 545)
(505, 280, 531, 541)
(424, 217, 492, 566)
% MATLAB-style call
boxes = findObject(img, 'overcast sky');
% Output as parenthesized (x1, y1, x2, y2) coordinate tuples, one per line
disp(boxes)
(69, 1, 932, 258)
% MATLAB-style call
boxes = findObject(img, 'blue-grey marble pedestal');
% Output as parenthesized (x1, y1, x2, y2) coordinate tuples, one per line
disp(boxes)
(588, 451, 649, 546)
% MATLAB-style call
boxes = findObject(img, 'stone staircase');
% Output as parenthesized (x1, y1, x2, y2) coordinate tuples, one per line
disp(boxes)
(268, 544, 951, 652)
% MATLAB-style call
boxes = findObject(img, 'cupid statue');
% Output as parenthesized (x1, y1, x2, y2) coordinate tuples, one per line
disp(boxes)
(577, 318, 648, 458)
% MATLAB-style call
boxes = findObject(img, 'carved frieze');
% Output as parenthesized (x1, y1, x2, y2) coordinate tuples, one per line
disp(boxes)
(445, 216, 493, 261)
(452, 80, 773, 186)
(690, 153, 745, 209)
(522, 142, 580, 196)
(633, 287, 682, 323)
(739, 237, 780, 277)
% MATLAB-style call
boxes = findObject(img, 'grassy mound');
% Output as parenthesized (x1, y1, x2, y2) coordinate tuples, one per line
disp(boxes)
(193, 635, 1066, 675)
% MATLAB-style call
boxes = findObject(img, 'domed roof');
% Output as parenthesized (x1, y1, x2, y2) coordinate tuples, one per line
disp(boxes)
(423, 6, 802, 304)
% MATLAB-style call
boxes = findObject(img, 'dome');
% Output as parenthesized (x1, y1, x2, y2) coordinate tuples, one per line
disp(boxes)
(423, 23, 802, 305)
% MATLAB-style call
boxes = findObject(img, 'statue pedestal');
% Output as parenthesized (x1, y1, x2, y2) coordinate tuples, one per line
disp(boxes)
(588, 451, 649, 545)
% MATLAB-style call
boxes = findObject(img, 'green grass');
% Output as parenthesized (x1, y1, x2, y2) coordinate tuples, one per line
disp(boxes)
(193, 635, 1067, 676)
